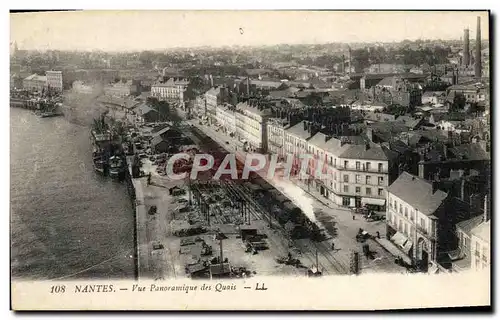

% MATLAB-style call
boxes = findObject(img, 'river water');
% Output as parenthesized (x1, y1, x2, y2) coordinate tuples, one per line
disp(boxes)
(10, 107, 136, 280)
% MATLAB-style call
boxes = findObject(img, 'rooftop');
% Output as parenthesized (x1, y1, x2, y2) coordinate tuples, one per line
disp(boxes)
(449, 143, 490, 161)
(387, 172, 448, 216)
(285, 121, 313, 140)
(471, 220, 490, 243)
(339, 143, 399, 161)
(24, 74, 47, 82)
(236, 101, 272, 117)
(456, 215, 485, 237)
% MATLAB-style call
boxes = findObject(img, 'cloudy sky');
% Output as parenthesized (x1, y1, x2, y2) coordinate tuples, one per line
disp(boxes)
(10, 11, 490, 51)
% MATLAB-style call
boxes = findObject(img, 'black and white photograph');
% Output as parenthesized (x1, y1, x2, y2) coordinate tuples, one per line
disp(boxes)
(9, 9, 491, 310)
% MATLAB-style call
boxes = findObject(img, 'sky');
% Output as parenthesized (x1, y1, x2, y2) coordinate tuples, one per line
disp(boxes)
(10, 11, 490, 51)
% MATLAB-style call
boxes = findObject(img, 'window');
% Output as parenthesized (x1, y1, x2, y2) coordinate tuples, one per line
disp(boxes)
(366, 187, 372, 195)
(334, 172, 337, 181)
(355, 187, 361, 194)
(378, 177, 384, 185)
(404, 207, 408, 218)
(343, 185, 349, 193)
(366, 176, 371, 184)
(475, 242, 480, 256)
(378, 188, 383, 196)
(342, 197, 350, 206)
(378, 163, 383, 172)
(399, 204, 403, 214)
(420, 218, 426, 230)
(366, 162, 371, 171)
(343, 175, 349, 183)
(355, 175, 361, 183)
(356, 161, 360, 170)
(344, 161, 348, 168)
(334, 158, 337, 167)
(403, 223, 408, 236)
(482, 247, 488, 262)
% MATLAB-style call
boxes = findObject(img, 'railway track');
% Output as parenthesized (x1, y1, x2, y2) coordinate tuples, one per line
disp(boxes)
(180, 123, 350, 274)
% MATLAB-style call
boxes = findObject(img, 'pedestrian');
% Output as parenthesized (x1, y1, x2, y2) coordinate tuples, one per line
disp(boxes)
(147, 172, 152, 185)
(331, 242, 335, 251)
(352, 214, 355, 220)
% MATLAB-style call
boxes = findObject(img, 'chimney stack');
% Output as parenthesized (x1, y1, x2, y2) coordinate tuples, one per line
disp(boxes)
(432, 180, 439, 194)
(463, 28, 470, 67)
(475, 16, 482, 78)
(246, 77, 250, 96)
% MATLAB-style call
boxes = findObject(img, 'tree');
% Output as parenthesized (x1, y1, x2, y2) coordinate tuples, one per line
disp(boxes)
(451, 93, 466, 112)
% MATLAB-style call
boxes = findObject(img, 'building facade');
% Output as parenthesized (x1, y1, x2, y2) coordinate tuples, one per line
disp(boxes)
(45, 70, 63, 92)
(470, 220, 490, 270)
(266, 118, 290, 160)
(235, 101, 271, 153)
(386, 172, 448, 270)
(205, 86, 228, 125)
(23, 74, 47, 92)
(151, 78, 190, 103)
(215, 103, 237, 135)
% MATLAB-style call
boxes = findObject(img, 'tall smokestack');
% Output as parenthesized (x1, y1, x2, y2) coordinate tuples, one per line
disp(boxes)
(349, 47, 352, 74)
(463, 28, 470, 66)
(246, 77, 250, 96)
(342, 54, 345, 74)
(475, 16, 482, 78)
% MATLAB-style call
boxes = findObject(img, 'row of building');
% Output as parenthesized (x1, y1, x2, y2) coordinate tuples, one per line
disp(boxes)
(21, 70, 63, 93)
(189, 83, 490, 272)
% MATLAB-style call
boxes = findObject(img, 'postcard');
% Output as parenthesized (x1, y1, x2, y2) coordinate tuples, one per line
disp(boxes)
(10, 10, 491, 310)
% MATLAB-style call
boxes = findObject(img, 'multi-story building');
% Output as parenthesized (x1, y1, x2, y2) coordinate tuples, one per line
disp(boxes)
(470, 220, 490, 270)
(104, 80, 133, 97)
(284, 121, 315, 175)
(372, 76, 423, 108)
(45, 70, 63, 92)
(151, 78, 190, 103)
(386, 172, 449, 270)
(235, 100, 271, 153)
(194, 96, 206, 118)
(266, 118, 290, 160)
(446, 84, 487, 104)
(205, 86, 228, 125)
(324, 140, 397, 208)
(215, 103, 237, 136)
(23, 74, 47, 92)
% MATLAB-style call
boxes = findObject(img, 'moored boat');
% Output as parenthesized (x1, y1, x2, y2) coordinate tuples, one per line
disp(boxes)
(109, 155, 125, 180)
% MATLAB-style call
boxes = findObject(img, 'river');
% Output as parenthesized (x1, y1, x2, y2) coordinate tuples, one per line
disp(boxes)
(10, 106, 136, 280)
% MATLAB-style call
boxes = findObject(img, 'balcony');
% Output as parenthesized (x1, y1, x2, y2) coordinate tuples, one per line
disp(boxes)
(417, 225, 436, 239)
(337, 166, 388, 174)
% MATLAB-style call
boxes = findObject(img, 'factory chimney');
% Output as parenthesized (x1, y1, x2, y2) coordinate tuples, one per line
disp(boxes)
(341, 54, 345, 74)
(246, 77, 250, 96)
(475, 16, 482, 78)
(463, 28, 470, 66)
(349, 47, 352, 74)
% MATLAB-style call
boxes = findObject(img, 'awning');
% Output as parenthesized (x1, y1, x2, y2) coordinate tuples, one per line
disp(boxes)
(391, 232, 407, 248)
(402, 240, 413, 254)
(361, 198, 386, 206)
